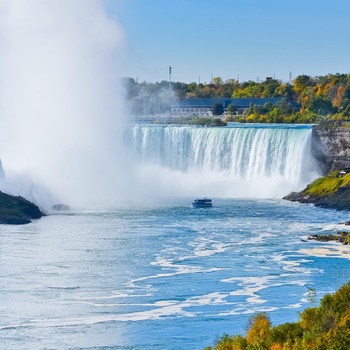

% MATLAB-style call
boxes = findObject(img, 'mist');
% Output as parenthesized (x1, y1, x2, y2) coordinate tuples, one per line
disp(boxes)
(0, 0, 133, 210)
(0, 1, 320, 212)
(124, 78, 176, 116)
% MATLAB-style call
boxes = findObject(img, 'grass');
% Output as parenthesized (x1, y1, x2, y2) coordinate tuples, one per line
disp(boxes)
(303, 173, 350, 197)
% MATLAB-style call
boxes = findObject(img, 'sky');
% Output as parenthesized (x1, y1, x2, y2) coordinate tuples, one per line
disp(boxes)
(105, 0, 350, 84)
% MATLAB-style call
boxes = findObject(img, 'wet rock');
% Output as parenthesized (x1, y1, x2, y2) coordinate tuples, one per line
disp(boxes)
(51, 203, 71, 211)
(308, 231, 350, 245)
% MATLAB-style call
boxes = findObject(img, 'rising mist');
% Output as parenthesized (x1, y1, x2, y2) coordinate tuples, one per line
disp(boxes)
(0, 0, 133, 210)
(0, 1, 322, 211)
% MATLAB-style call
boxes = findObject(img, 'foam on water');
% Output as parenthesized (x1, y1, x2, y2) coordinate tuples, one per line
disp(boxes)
(300, 245, 350, 259)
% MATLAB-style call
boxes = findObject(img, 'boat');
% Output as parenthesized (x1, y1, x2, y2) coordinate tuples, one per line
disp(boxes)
(192, 198, 212, 208)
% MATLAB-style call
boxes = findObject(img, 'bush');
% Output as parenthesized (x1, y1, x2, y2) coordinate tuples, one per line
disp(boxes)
(207, 281, 350, 350)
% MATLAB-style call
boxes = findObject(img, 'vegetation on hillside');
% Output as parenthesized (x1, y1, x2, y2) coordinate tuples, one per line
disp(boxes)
(284, 171, 350, 210)
(123, 73, 350, 124)
(303, 171, 350, 196)
(204, 281, 350, 350)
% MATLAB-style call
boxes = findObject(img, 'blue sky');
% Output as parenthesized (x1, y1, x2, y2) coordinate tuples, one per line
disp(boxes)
(104, 0, 350, 84)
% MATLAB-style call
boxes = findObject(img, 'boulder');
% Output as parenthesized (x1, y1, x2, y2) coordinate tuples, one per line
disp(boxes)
(51, 203, 70, 211)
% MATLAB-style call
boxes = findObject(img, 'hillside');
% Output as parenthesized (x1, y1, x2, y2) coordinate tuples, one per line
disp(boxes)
(283, 171, 350, 211)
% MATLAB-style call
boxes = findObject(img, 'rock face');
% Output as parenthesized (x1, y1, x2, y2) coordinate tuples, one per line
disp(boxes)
(312, 124, 350, 174)
(0, 191, 44, 224)
(284, 188, 350, 211)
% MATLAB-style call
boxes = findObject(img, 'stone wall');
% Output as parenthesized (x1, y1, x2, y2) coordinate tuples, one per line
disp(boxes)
(312, 125, 350, 174)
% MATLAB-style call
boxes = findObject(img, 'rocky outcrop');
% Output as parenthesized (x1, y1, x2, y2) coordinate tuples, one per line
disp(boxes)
(284, 188, 350, 211)
(309, 230, 350, 245)
(0, 191, 44, 224)
(312, 123, 350, 174)
(51, 203, 70, 211)
(283, 171, 350, 211)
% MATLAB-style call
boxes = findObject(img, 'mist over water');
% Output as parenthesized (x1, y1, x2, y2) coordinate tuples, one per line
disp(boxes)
(0, 0, 129, 210)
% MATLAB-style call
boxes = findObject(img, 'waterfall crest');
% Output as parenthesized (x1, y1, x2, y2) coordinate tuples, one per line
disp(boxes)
(125, 124, 320, 200)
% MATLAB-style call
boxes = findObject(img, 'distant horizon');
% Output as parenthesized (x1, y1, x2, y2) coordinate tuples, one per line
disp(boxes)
(124, 70, 350, 85)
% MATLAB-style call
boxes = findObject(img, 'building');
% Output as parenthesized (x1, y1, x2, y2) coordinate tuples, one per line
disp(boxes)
(171, 97, 286, 117)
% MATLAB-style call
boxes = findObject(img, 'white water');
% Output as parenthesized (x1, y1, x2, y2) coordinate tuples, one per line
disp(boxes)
(125, 124, 321, 200)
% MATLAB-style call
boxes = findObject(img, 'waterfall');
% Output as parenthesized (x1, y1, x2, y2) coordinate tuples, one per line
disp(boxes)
(125, 124, 320, 200)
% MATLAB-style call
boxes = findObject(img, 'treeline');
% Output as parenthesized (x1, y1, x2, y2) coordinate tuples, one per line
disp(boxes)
(123, 73, 350, 123)
(205, 281, 350, 350)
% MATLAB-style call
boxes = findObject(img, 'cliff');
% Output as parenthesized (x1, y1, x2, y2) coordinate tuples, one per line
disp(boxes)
(312, 123, 350, 174)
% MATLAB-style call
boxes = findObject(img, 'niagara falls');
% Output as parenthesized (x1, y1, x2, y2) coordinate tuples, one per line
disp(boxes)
(1, 1, 350, 349)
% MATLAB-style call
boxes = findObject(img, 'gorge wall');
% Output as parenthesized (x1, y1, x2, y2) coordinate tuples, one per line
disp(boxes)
(312, 125, 350, 174)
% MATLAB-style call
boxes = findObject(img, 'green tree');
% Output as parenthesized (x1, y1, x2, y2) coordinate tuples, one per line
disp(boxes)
(212, 334, 247, 350)
(308, 97, 335, 115)
(326, 314, 350, 350)
(213, 76, 223, 86)
(293, 75, 315, 94)
(227, 104, 237, 115)
(246, 312, 272, 350)
(262, 78, 280, 97)
(212, 103, 224, 116)
(270, 322, 303, 346)
(341, 104, 350, 118)
(263, 102, 273, 112)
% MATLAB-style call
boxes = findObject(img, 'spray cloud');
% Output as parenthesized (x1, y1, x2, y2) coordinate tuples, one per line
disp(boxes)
(0, 0, 131, 210)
